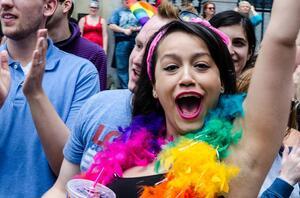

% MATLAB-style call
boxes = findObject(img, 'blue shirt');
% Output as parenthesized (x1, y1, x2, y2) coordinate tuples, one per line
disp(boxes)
(250, 14, 262, 27)
(261, 178, 294, 198)
(0, 39, 100, 197)
(63, 89, 132, 172)
(108, 7, 139, 39)
(259, 154, 300, 197)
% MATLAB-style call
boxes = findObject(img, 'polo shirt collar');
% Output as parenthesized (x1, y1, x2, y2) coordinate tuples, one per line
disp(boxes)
(3, 38, 59, 71)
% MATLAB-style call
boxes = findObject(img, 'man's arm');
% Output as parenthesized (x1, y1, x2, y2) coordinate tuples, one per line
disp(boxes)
(109, 24, 132, 36)
(43, 159, 80, 197)
(23, 29, 100, 175)
(78, 17, 84, 35)
(23, 29, 70, 175)
(101, 18, 108, 54)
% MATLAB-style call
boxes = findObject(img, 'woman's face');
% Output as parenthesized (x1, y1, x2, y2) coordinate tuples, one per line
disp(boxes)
(89, 7, 99, 16)
(204, 3, 215, 17)
(152, 31, 221, 136)
(218, 24, 251, 77)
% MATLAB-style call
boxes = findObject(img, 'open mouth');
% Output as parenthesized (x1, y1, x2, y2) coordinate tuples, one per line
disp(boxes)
(175, 93, 202, 120)
(1, 13, 17, 25)
(2, 13, 17, 20)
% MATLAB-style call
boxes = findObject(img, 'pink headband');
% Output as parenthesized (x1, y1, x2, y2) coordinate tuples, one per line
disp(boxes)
(146, 29, 166, 82)
(190, 18, 230, 45)
(146, 19, 230, 82)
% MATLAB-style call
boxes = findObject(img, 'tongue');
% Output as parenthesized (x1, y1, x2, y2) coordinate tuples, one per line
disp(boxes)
(180, 102, 198, 115)
(178, 97, 200, 117)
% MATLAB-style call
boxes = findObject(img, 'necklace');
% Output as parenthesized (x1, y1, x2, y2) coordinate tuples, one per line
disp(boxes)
(80, 94, 245, 197)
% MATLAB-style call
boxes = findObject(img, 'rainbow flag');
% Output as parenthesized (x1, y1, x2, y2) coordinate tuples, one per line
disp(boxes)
(130, 1, 157, 26)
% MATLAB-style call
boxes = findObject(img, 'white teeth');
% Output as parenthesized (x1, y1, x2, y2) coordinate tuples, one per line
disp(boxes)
(2, 14, 15, 19)
(179, 94, 201, 99)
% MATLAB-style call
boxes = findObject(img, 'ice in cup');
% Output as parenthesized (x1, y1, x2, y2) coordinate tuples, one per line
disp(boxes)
(66, 179, 116, 198)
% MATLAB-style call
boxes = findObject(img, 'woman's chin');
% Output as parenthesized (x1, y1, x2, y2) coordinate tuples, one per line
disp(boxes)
(174, 122, 205, 136)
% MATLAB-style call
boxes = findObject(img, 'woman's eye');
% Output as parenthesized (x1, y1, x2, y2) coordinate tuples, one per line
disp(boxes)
(233, 40, 246, 47)
(135, 43, 142, 49)
(163, 64, 178, 71)
(194, 63, 209, 70)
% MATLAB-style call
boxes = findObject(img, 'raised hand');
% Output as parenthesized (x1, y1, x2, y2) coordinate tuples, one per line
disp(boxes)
(0, 51, 11, 108)
(280, 141, 300, 186)
(23, 29, 47, 99)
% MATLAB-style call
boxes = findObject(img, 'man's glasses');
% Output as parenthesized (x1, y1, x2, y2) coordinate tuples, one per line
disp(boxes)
(207, 7, 215, 10)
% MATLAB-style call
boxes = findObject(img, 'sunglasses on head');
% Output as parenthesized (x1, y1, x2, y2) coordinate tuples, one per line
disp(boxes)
(177, 11, 230, 46)
(178, 11, 199, 22)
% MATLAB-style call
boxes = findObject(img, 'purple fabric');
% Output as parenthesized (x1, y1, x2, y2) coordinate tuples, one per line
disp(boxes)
(118, 113, 166, 153)
(55, 22, 107, 90)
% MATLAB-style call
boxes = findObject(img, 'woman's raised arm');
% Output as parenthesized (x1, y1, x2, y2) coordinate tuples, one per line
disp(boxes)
(228, 0, 300, 197)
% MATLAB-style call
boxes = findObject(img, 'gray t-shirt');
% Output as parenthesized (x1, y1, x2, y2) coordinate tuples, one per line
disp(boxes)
(63, 89, 133, 171)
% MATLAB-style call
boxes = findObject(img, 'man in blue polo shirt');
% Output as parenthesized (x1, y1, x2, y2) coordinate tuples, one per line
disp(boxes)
(0, 0, 99, 197)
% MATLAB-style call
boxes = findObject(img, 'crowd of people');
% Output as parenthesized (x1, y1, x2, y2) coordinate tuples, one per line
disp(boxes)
(0, 0, 300, 197)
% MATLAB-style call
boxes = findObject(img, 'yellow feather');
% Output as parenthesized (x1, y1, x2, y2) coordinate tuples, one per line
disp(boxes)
(156, 138, 239, 197)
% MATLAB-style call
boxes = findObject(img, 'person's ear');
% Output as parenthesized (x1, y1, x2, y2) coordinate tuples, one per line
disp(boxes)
(220, 81, 225, 94)
(43, 0, 58, 17)
(247, 49, 253, 61)
(62, 0, 72, 14)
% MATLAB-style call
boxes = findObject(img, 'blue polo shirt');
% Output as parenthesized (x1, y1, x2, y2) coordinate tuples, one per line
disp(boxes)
(0, 39, 100, 197)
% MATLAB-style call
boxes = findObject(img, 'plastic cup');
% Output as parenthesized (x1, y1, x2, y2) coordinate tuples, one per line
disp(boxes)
(66, 179, 116, 198)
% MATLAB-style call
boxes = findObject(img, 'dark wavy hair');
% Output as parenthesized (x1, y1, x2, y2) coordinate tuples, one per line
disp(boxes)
(133, 20, 237, 116)
(209, 10, 257, 71)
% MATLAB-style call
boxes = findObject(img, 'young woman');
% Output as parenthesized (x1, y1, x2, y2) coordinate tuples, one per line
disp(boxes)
(78, 0, 108, 53)
(44, 0, 299, 197)
(210, 10, 256, 77)
(73, 0, 299, 197)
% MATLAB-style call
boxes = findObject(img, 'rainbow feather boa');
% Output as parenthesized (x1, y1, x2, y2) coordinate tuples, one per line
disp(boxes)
(79, 94, 245, 197)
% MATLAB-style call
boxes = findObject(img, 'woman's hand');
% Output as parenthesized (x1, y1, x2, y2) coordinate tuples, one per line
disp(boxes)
(280, 143, 300, 186)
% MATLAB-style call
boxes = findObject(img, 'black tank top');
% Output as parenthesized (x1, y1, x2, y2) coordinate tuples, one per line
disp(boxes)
(107, 174, 165, 198)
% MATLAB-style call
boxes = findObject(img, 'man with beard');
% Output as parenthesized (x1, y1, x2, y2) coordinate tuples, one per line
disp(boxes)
(0, 0, 99, 197)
